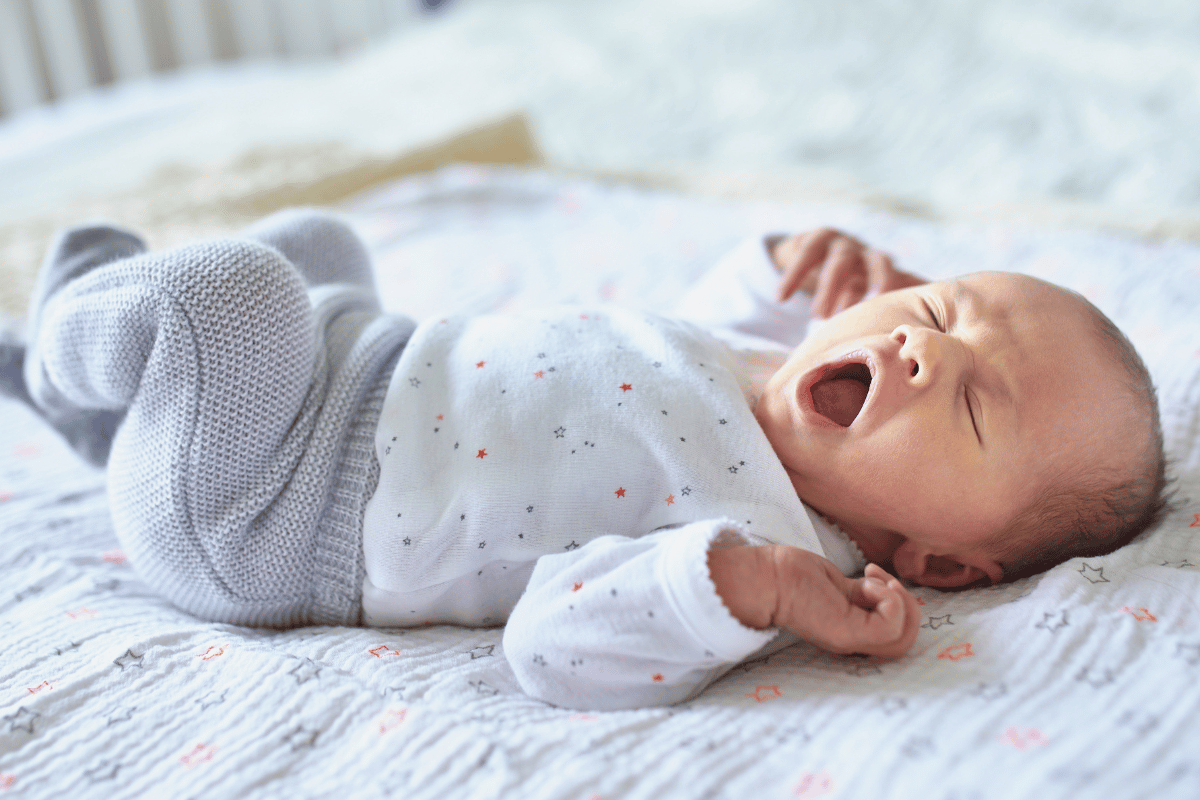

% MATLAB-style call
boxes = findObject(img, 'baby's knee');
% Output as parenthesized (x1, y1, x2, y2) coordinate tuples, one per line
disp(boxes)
(167, 238, 310, 311)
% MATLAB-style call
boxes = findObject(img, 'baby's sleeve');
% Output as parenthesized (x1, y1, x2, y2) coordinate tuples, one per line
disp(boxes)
(672, 235, 819, 350)
(502, 520, 791, 711)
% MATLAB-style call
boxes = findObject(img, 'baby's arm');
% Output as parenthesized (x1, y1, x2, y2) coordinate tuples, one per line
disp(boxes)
(503, 522, 791, 711)
(708, 545, 919, 658)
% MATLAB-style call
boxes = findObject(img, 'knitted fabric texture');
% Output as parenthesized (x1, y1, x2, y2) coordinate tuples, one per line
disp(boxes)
(25, 222, 413, 627)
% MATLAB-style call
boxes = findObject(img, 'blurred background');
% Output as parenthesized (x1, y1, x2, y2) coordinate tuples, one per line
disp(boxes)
(0, 0, 443, 113)
(1, 0, 1198, 250)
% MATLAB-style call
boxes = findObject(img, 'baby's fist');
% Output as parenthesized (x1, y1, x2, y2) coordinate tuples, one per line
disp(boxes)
(770, 550, 920, 659)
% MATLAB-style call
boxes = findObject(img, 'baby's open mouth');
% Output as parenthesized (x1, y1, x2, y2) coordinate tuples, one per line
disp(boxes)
(810, 362, 871, 427)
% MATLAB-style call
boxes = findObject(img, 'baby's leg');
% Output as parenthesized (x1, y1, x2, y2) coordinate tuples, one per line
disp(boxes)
(241, 208, 378, 294)
(242, 208, 387, 375)
(25, 233, 412, 626)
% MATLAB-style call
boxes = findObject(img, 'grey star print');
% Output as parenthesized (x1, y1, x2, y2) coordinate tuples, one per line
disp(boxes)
(106, 706, 136, 725)
(286, 726, 320, 751)
(84, 761, 121, 782)
(113, 649, 144, 669)
(288, 658, 322, 684)
(1076, 666, 1118, 687)
(197, 690, 227, 711)
(1035, 610, 1070, 632)
(971, 682, 1007, 700)
(4, 707, 39, 734)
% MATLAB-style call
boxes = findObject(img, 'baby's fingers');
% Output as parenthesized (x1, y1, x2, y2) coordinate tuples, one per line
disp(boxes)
(861, 248, 897, 299)
(850, 574, 918, 658)
(859, 578, 904, 636)
(776, 230, 833, 301)
(812, 240, 861, 318)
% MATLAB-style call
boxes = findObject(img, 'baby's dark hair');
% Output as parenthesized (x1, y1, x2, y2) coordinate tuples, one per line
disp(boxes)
(988, 290, 1170, 583)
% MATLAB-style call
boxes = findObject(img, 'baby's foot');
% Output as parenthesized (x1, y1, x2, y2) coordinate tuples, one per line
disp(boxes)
(1, 338, 122, 466)
(19, 224, 143, 468)
(0, 337, 33, 406)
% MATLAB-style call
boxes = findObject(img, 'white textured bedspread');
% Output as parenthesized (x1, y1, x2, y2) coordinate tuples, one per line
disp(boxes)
(2, 167, 1198, 799)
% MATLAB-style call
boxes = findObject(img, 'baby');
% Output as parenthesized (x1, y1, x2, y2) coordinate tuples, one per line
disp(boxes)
(2, 211, 1166, 711)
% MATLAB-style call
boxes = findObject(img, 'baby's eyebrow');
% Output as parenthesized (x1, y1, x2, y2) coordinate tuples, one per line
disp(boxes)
(951, 277, 976, 309)
(953, 278, 1017, 411)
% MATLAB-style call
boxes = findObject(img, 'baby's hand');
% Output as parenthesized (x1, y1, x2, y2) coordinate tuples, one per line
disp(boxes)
(710, 545, 920, 659)
(769, 228, 925, 318)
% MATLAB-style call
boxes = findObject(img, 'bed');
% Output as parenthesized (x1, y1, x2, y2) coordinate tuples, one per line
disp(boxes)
(2, 2, 1198, 798)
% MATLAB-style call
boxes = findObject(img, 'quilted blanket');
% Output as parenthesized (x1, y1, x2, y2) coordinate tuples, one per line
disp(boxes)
(1, 166, 1198, 799)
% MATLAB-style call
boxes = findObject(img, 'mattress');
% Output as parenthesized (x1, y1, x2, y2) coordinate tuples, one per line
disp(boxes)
(1, 165, 1197, 798)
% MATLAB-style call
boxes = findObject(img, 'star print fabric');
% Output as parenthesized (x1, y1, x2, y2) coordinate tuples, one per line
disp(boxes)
(362, 302, 824, 629)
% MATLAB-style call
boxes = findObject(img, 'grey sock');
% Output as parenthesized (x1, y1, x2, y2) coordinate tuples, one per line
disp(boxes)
(20, 225, 145, 467)
(241, 208, 379, 297)
(0, 338, 33, 406)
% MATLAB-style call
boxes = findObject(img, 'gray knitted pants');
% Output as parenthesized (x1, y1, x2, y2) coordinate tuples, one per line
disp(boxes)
(24, 210, 415, 627)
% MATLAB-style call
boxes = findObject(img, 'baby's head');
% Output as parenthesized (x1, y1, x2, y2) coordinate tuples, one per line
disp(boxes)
(755, 271, 1167, 588)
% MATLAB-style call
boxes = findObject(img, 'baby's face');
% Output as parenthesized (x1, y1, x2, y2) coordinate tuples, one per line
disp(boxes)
(755, 271, 1134, 586)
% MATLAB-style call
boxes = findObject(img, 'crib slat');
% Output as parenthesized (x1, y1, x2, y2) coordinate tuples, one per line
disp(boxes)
(277, 0, 331, 59)
(95, 0, 152, 81)
(328, 0, 375, 53)
(27, 0, 93, 98)
(164, 0, 214, 67)
(0, 0, 45, 113)
(226, 0, 278, 60)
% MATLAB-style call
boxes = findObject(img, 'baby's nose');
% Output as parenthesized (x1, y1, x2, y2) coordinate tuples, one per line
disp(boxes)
(892, 326, 940, 386)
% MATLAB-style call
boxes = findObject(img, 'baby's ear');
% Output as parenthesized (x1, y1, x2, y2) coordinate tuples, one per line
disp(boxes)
(892, 542, 1003, 589)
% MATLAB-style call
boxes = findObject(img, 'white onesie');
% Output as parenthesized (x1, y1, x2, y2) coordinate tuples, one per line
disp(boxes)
(361, 235, 866, 710)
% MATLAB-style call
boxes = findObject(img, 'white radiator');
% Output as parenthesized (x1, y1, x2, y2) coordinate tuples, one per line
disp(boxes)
(0, 0, 441, 117)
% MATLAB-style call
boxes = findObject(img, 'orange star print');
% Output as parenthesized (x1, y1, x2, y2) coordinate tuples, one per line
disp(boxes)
(615, 487, 625, 498)
(937, 643, 974, 662)
(747, 685, 781, 702)
(378, 708, 408, 734)
(620, 383, 633, 392)
(794, 771, 834, 799)
(1122, 607, 1157, 621)
(369, 645, 402, 659)
(1000, 726, 1048, 750)
(180, 744, 217, 768)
